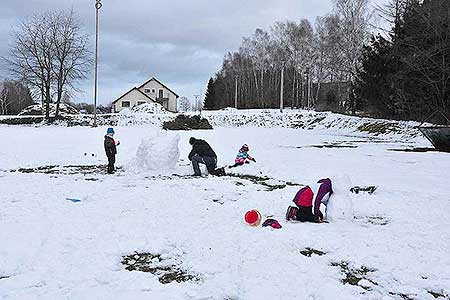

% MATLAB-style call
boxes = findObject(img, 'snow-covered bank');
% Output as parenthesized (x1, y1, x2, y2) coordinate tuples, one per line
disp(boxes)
(0, 109, 423, 142)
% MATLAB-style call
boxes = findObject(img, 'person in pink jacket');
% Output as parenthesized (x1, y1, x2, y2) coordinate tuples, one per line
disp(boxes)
(286, 178, 333, 223)
(229, 144, 256, 168)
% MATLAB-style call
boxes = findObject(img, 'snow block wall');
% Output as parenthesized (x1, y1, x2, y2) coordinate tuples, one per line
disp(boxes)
(127, 131, 180, 174)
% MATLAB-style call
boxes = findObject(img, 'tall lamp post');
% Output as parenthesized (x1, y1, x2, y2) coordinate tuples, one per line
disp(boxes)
(93, 0, 102, 127)
(280, 60, 286, 113)
(234, 75, 238, 109)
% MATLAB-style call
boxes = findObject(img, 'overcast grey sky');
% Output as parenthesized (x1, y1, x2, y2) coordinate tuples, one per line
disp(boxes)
(0, 0, 388, 105)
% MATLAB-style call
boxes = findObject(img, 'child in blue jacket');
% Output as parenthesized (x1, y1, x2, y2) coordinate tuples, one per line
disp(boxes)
(229, 144, 256, 168)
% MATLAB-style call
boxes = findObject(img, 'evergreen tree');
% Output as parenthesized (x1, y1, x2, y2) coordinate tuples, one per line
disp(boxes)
(354, 35, 397, 118)
(354, 0, 450, 122)
(203, 78, 216, 110)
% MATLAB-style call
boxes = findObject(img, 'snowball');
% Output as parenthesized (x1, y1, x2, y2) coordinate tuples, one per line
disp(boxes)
(326, 174, 354, 222)
(127, 131, 180, 174)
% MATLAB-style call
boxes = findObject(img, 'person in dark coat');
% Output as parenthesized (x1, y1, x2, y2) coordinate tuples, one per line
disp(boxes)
(188, 137, 219, 176)
(104, 127, 120, 174)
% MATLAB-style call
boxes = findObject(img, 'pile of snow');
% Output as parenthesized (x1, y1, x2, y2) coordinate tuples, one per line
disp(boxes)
(118, 102, 168, 115)
(18, 103, 79, 116)
(127, 131, 180, 174)
(326, 175, 354, 222)
(131, 102, 169, 114)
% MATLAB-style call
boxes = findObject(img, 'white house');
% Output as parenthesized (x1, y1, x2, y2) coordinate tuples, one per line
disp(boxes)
(112, 77, 179, 113)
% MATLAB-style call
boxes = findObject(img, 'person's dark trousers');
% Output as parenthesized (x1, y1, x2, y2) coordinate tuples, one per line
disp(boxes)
(107, 155, 116, 174)
(228, 162, 244, 168)
(192, 155, 216, 175)
(296, 206, 316, 222)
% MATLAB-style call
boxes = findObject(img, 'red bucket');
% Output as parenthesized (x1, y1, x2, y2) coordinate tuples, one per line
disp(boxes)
(244, 209, 262, 226)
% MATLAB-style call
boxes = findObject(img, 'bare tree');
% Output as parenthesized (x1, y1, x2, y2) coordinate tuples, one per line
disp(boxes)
(178, 96, 192, 112)
(50, 10, 91, 117)
(3, 10, 91, 119)
(4, 13, 54, 118)
(333, 0, 373, 113)
(0, 80, 34, 115)
(333, 0, 373, 78)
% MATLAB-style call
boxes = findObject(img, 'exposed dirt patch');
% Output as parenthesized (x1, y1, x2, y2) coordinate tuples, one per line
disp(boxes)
(428, 290, 450, 299)
(290, 116, 327, 129)
(388, 147, 439, 153)
(330, 261, 377, 290)
(226, 173, 302, 191)
(354, 215, 390, 226)
(350, 186, 378, 194)
(280, 142, 358, 149)
(11, 164, 123, 175)
(122, 252, 200, 284)
(299, 248, 326, 257)
(389, 292, 416, 300)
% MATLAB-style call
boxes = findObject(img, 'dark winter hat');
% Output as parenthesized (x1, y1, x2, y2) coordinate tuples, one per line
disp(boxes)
(262, 218, 282, 229)
(241, 144, 249, 151)
(107, 127, 115, 134)
(189, 137, 196, 145)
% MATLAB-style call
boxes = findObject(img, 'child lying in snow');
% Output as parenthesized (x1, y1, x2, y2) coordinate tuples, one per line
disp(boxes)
(286, 178, 333, 223)
(229, 144, 256, 168)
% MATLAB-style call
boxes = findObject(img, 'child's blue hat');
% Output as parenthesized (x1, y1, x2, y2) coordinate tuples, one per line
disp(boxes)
(107, 127, 114, 134)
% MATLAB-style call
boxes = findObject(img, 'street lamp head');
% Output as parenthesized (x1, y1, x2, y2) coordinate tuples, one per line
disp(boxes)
(95, 0, 102, 10)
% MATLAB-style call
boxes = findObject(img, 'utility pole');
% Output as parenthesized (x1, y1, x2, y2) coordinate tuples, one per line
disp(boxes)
(93, 0, 102, 127)
(305, 68, 310, 109)
(280, 61, 285, 113)
(234, 75, 238, 109)
(307, 68, 311, 109)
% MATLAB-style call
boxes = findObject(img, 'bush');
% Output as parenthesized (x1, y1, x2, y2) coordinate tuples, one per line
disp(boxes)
(162, 114, 213, 130)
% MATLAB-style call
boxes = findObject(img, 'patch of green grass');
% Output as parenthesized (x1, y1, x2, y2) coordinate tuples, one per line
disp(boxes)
(358, 122, 401, 135)
(330, 261, 377, 289)
(12, 164, 122, 175)
(389, 292, 415, 300)
(428, 290, 450, 299)
(226, 173, 301, 191)
(122, 252, 200, 284)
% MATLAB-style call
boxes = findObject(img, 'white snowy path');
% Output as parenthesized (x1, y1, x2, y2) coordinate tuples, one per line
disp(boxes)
(0, 125, 449, 300)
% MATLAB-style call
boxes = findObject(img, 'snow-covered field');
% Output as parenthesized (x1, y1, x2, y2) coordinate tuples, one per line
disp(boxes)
(1, 111, 449, 300)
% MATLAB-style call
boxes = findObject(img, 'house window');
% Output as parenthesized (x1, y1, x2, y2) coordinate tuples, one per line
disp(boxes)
(151, 89, 156, 93)
(137, 101, 146, 105)
(122, 101, 130, 108)
(144, 89, 151, 93)
(158, 89, 164, 98)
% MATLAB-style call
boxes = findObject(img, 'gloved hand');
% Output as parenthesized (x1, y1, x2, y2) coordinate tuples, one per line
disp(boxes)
(315, 210, 324, 223)
(252, 158, 256, 162)
(116, 141, 121, 146)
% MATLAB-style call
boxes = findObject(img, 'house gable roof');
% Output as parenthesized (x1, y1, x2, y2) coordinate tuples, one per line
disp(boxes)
(112, 87, 156, 104)
(138, 77, 179, 98)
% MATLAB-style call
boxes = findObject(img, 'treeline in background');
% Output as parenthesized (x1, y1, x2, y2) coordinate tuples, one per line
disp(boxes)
(204, 0, 450, 123)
